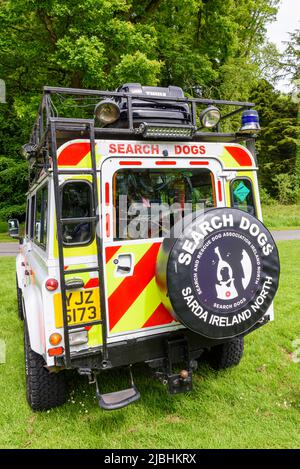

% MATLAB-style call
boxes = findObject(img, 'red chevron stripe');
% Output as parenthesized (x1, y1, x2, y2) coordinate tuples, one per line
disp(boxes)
(84, 278, 99, 289)
(224, 146, 253, 167)
(58, 142, 91, 166)
(108, 243, 161, 330)
(142, 303, 174, 328)
(105, 245, 121, 263)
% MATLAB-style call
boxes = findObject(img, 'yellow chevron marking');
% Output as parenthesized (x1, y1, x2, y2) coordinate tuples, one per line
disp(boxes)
(75, 152, 91, 169)
(64, 264, 90, 285)
(110, 276, 161, 334)
(106, 242, 154, 297)
(53, 219, 97, 259)
(88, 324, 103, 347)
(220, 148, 240, 168)
(225, 171, 256, 205)
(95, 146, 104, 166)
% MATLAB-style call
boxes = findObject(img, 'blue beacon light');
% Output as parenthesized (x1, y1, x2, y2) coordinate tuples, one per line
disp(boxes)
(239, 110, 261, 133)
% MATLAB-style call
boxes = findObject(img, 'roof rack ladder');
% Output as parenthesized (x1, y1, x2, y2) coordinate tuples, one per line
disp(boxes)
(50, 119, 109, 369)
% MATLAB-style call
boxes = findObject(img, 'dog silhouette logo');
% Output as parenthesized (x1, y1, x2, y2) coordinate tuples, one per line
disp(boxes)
(214, 246, 252, 301)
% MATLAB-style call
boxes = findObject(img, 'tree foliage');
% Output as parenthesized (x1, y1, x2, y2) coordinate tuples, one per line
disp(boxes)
(250, 79, 299, 200)
(0, 0, 294, 219)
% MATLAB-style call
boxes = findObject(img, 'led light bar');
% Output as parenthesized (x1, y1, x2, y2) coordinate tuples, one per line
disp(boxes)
(138, 123, 196, 139)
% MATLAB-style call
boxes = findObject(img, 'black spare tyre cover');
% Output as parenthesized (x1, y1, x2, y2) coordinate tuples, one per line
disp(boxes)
(156, 208, 280, 340)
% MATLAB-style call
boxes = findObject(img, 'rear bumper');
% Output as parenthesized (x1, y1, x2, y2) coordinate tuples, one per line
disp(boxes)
(59, 329, 204, 370)
(58, 315, 269, 370)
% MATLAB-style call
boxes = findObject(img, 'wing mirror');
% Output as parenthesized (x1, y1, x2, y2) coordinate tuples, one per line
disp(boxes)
(8, 219, 20, 238)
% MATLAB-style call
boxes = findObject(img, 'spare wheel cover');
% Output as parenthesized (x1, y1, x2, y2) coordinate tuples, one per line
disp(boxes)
(156, 207, 280, 340)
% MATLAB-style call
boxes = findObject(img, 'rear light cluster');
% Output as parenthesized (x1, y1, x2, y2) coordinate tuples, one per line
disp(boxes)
(48, 333, 64, 357)
(48, 347, 64, 357)
(45, 278, 59, 291)
(49, 333, 62, 346)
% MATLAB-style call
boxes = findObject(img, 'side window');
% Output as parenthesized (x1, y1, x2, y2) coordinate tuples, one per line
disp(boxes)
(34, 184, 48, 248)
(231, 178, 256, 216)
(61, 181, 93, 245)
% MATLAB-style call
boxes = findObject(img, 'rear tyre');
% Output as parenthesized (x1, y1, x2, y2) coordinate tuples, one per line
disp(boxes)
(207, 337, 244, 370)
(24, 323, 67, 410)
(16, 274, 24, 321)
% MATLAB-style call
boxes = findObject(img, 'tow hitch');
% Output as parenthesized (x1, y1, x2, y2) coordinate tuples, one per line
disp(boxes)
(79, 366, 140, 411)
(153, 338, 196, 394)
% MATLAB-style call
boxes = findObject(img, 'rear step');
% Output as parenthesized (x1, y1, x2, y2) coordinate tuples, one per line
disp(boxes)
(97, 386, 140, 411)
(93, 366, 140, 411)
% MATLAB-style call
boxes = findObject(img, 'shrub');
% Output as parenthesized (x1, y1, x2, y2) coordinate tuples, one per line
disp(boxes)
(272, 173, 298, 205)
(0, 221, 7, 233)
(0, 204, 26, 222)
(259, 186, 275, 205)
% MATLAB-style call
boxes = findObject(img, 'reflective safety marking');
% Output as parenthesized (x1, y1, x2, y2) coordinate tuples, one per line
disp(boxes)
(119, 161, 142, 166)
(189, 161, 209, 166)
(110, 277, 161, 334)
(225, 145, 253, 167)
(105, 243, 152, 297)
(105, 245, 121, 263)
(105, 182, 110, 205)
(155, 161, 176, 165)
(218, 180, 223, 202)
(58, 142, 91, 166)
(84, 278, 99, 289)
(143, 303, 174, 328)
(87, 324, 103, 346)
(108, 243, 161, 330)
(106, 213, 110, 237)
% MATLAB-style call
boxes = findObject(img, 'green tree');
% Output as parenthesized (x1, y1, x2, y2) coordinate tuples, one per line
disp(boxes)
(283, 30, 300, 188)
(250, 79, 299, 198)
(0, 0, 281, 219)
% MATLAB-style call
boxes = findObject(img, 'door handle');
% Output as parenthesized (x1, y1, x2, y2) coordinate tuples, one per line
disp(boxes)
(114, 253, 134, 277)
(117, 265, 131, 273)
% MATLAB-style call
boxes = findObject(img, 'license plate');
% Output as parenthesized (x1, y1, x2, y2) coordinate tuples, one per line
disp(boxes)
(54, 289, 101, 328)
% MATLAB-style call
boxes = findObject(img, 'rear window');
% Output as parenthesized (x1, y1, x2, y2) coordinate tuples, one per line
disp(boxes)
(231, 178, 256, 216)
(114, 168, 215, 239)
(61, 181, 93, 245)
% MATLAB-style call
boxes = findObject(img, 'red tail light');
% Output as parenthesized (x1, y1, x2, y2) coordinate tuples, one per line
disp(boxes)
(48, 346, 64, 357)
(45, 278, 59, 291)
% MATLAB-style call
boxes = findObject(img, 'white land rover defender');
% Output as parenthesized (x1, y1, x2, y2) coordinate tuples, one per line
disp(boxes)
(9, 84, 280, 411)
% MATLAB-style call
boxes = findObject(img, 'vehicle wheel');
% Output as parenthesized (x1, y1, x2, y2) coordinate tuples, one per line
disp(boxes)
(207, 337, 244, 370)
(16, 274, 24, 321)
(24, 323, 67, 410)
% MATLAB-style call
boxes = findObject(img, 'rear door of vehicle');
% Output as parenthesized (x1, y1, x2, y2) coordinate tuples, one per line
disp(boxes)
(100, 154, 224, 345)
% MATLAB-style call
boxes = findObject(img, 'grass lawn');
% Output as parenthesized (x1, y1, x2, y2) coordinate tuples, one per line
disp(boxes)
(0, 221, 23, 242)
(0, 233, 17, 242)
(0, 241, 300, 449)
(262, 204, 300, 230)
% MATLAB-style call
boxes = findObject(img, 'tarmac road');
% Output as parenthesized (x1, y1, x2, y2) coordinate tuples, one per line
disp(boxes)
(0, 230, 300, 257)
(0, 242, 20, 257)
(271, 230, 300, 241)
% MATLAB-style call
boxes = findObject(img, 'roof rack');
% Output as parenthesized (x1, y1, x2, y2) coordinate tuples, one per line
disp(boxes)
(28, 85, 256, 154)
